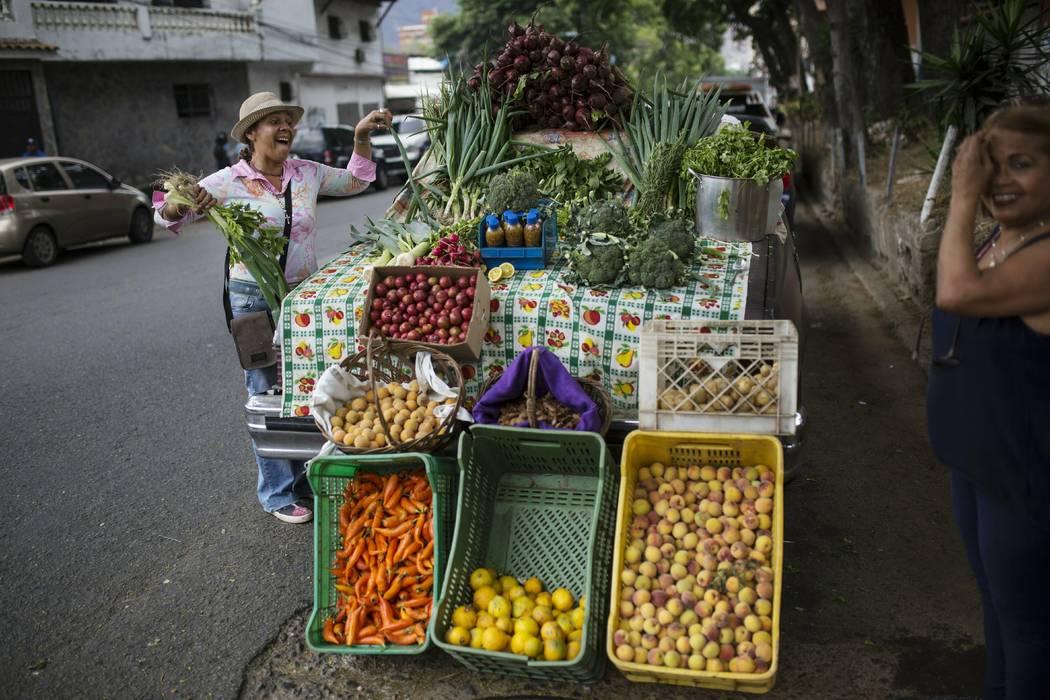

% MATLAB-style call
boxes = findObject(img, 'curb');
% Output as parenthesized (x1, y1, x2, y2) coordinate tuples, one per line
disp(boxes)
(800, 197, 933, 373)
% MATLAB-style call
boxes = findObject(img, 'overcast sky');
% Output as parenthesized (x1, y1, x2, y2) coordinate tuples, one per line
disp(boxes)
(379, 0, 458, 51)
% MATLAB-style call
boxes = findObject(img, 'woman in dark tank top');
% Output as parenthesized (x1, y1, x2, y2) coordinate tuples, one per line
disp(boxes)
(926, 102, 1050, 700)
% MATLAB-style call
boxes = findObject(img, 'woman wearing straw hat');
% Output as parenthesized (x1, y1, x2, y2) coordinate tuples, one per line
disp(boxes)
(155, 91, 392, 524)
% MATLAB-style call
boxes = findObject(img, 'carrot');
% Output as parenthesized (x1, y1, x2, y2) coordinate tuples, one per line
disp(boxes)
(356, 634, 385, 645)
(345, 540, 366, 569)
(345, 605, 362, 646)
(380, 618, 416, 634)
(386, 630, 419, 645)
(398, 596, 430, 608)
(376, 521, 414, 538)
(358, 624, 378, 638)
(383, 574, 405, 600)
(383, 474, 400, 505)
(323, 618, 340, 645)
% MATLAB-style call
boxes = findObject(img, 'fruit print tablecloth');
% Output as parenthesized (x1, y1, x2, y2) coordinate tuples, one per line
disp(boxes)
(279, 240, 752, 421)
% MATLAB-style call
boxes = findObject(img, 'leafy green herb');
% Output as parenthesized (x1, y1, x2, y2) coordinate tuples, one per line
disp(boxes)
(519, 145, 624, 209)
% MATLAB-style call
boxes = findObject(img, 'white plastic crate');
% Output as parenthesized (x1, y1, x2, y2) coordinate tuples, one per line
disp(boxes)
(638, 319, 799, 435)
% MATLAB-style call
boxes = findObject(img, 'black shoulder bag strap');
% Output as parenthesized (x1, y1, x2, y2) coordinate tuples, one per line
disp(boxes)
(223, 185, 294, 332)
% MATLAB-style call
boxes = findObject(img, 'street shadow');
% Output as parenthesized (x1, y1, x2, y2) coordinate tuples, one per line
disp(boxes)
(0, 230, 171, 274)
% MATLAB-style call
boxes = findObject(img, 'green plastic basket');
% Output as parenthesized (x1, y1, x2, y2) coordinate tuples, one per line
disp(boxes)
(430, 425, 618, 682)
(306, 452, 458, 654)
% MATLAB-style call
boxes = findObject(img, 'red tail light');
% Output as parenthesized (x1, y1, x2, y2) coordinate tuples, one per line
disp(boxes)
(0, 195, 14, 214)
(324, 149, 334, 165)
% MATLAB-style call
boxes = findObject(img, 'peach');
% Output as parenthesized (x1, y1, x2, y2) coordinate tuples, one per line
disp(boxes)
(660, 542, 676, 559)
(707, 502, 723, 517)
(757, 481, 775, 498)
(658, 636, 675, 653)
(701, 640, 720, 659)
(628, 615, 645, 632)
(638, 466, 653, 480)
(632, 589, 651, 606)
(700, 466, 716, 481)
(663, 650, 682, 668)
(744, 484, 760, 501)
(641, 633, 659, 650)
(752, 631, 772, 646)
(682, 532, 699, 550)
(657, 608, 675, 626)
(714, 599, 731, 615)
(639, 561, 658, 579)
(755, 642, 773, 663)
(758, 514, 772, 530)
(646, 648, 663, 665)
(686, 465, 702, 481)
(718, 546, 733, 562)
(738, 587, 757, 606)
(755, 497, 773, 514)
(717, 467, 732, 481)
(706, 658, 724, 672)
(755, 658, 770, 673)
(688, 653, 705, 670)
(689, 633, 706, 652)
(737, 640, 755, 657)
(650, 589, 668, 608)
(676, 635, 692, 655)
(743, 614, 762, 633)
(680, 609, 698, 627)
(669, 494, 686, 510)
(723, 502, 740, 518)
(725, 486, 742, 503)
(695, 600, 713, 618)
(755, 535, 772, 555)
(667, 597, 685, 617)
(634, 575, 651, 591)
(707, 483, 724, 498)
(734, 624, 750, 644)
(620, 601, 635, 618)
(616, 644, 634, 662)
(719, 627, 734, 645)
(719, 643, 735, 661)
(734, 655, 756, 673)
(666, 621, 686, 640)
(741, 527, 757, 546)
(691, 481, 710, 499)
(713, 610, 729, 628)
(755, 599, 772, 616)
(672, 522, 689, 540)
(705, 518, 724, 535)
(733, 601, 751, 619)
(670, 478, 685, 495)
(723, 527, 741, 545)
(731, 542, 751, 560)
(643, 618, 662, 636)
(703, 589, 720, 606)
(760, 615, 772, 632)
(650, 462, 665, 478)
(639, 602, 656, 619)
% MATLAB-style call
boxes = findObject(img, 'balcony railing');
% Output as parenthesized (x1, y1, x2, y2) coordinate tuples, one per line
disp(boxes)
(31, 1, 257, 34)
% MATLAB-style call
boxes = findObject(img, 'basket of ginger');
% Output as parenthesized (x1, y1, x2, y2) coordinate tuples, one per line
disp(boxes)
(315, 334, 465, 454)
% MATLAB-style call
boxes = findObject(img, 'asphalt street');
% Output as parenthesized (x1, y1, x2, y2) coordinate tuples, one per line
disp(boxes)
(0, 185, 396, 699)
(1, 190, 986, 699)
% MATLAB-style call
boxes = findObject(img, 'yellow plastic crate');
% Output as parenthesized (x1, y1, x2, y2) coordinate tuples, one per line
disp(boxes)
(606, 431, 784, 694)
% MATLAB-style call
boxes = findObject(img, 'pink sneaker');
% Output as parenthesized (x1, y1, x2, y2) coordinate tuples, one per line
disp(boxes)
(272, 502, 312, 524)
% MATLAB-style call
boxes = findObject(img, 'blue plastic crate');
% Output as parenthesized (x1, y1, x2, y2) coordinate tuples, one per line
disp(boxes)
(477, 201, 558, 270)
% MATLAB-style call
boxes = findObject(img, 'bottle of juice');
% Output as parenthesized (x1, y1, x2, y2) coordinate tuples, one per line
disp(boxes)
(524, 208, 542, 247)
(484, 214, 504, 247)
(502, 210, 524, 247)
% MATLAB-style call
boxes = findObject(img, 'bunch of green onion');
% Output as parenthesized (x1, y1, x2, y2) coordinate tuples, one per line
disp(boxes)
(161, 170, 290, 312)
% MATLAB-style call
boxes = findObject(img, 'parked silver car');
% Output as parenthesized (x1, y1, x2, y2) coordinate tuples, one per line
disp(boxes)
(0, 156, 153, 267)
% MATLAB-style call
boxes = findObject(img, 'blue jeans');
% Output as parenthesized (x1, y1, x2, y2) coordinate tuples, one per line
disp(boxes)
(951, 471, 1050, 700)
(229, 282, 305, 513)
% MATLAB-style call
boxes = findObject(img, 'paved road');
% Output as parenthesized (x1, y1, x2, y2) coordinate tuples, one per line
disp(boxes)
(0, 187, 397, 699)
(1, 193, 986, 700)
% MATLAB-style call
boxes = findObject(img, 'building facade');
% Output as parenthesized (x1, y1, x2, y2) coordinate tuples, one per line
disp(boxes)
(0, 0, 383, 188)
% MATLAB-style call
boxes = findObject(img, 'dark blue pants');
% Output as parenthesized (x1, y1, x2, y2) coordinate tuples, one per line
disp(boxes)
(950, 471, 1050, 700)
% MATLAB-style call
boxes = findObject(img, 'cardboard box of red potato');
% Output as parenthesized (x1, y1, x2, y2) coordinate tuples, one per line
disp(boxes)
(359, 266, 492, 363)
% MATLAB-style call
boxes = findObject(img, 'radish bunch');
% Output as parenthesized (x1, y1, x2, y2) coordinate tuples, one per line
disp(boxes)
(415, 233, 483, 268)
(467, 20, 633, 131)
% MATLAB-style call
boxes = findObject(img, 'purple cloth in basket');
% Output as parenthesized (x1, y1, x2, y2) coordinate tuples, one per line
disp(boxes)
(472, 347, 602, 431)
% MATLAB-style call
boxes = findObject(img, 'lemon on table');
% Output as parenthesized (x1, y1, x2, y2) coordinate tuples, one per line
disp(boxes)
(543, 637, 567, 661)
(452, 605, 476, 629)
(475, 611, 495, 629)
(524, 576, 543, 595)
(488, 595, 511, 619)
(570, 607, 585, 630)
(512, 595, 535, 619)
(499, 262, 516, 279)
(473, 585, 498, 612)
(495, 616, 514, 634)
(445, 626, 471, 646)
(506, 585, 527, 601)
(567, 640, 581, 659)
(487, 267, 503, 283)
(540, 620, 564, 642)
(555, 612, 574, 637)
(481, 626, 508, 651)
(498, 575, 519, 592)
(469, 627, 484, 649)
(514, 617, 539, 637)
(522, 635, 543, 658)
(534, 592, 553, 609)
(470, 568, 495, 590)
(551, 587, 574, 612)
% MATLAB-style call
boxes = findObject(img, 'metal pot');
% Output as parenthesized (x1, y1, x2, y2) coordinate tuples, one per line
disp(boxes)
(690, 171, 784, 242)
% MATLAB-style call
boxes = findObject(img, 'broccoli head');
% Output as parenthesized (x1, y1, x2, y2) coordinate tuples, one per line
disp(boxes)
(571, 198, 634, 241)
(627, 238, 684, 289)
(570, 235, 627, 286)
(485, 168, 540, 213)
(649, 215, 696, 261)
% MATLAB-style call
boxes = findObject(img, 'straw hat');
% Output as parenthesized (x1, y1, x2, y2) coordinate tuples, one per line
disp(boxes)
(231, 92, 304, 143)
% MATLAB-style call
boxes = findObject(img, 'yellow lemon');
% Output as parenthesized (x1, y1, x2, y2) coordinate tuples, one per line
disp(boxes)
(499, 575, 520, 592)
(522, 635, 543, 658)
(534, 592, 553, 609)
(514, 617, 539, 637)
(543, 637, 567, 661)
(570, 607, 585, 630)
(524, 576, 543, 595)
(481, 626, 508, 652)
(470, 568, 495, 591)
(551, 588, 574, 612)
(568, 629, 583, 642)
(445, 626, 470, 646)
(506, 585, 527, 601)
(512, 595, 535, 619)
(487, 267, 503, 283)
(495, 616, 514, 634)
(475, 611, 495, 629)
(555, 613, 574, 637)
(540, 620, 565, 642)
(510, 632, 529, 655)
(500, 262, 516, 279)
(488, 595, 512, 619)
(578, 595, 587, 610)
(567, 640, 581, 659)
(469, 627, 484, 649)
(452, 605, 476, 629)
(531, 606, 554, 625)
(473, 586, 497, 612)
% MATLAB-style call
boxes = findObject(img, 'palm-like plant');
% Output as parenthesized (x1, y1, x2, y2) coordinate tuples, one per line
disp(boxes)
(910, 0, 1050, 135)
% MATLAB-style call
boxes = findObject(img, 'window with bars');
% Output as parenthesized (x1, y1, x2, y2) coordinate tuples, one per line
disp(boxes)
(173, 84, 213, 118)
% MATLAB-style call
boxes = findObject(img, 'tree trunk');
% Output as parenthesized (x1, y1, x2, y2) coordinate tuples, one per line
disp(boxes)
(848, 0, 914, 120)
(917, 0, 966, 77)
(794, 0, 837, 124)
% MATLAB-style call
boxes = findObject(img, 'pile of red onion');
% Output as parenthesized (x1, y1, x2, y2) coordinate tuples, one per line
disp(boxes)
(369, 272, 476, 344)
(467, 19, 633, 131)
(415, 233, 482, 267)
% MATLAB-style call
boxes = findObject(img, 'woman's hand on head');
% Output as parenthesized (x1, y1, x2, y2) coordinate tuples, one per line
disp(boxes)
(355, 109, 393, 139)
(951, 133, 993, 202)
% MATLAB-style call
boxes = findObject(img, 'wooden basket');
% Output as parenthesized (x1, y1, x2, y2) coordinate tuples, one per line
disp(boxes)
(475, 349, 613, 436)
(314, 333, 465, 454)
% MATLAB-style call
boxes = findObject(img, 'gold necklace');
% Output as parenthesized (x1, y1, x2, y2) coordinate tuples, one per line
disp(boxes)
(988, 220, 1048, 268)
